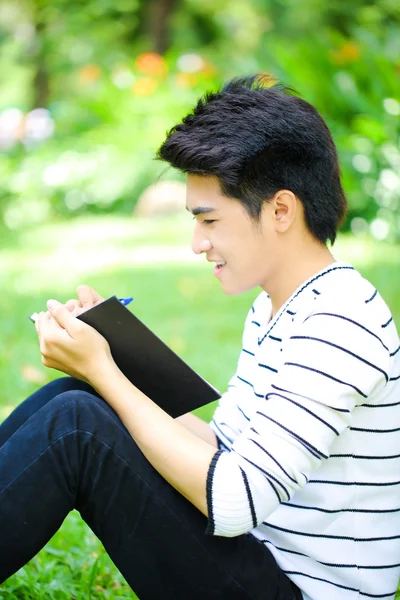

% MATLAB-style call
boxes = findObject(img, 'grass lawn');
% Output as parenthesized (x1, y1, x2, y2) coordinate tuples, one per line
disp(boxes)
(0, 214, 399, 599)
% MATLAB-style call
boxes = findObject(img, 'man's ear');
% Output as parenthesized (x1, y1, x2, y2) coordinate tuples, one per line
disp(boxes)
(272, 190, 297, 232)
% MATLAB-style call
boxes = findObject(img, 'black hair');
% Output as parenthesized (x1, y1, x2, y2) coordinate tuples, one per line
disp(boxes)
(157, 74, 348, 245)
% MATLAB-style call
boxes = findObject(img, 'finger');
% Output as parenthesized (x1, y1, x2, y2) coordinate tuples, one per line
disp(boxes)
(65, 299, 81, 313)
(65, 299, 85, 317)
(76, 285, 97, 309)
(37, 311, 50, 350)
(91, 288, 105, 304)
(46, 299, 79, 337)
(37, 310, 50, 329)
(77, 284, 104, 307)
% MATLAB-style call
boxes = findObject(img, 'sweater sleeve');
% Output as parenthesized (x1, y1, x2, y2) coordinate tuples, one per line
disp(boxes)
(205, 302, 391, 537)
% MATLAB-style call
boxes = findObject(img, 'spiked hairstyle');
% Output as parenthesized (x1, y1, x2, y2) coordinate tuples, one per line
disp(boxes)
(157, 74, 348, 244)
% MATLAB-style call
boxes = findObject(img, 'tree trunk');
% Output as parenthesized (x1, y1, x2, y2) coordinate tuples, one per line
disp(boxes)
(150, 0, 178, 55)
(32, 7, 50, 108)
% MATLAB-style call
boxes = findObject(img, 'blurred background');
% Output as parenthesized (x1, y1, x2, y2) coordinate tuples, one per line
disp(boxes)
(0, 0, 399, 236)
(0, 1, 399, 597)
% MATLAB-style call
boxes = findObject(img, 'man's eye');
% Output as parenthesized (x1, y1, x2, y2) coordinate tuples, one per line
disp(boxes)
(191, 216, 216, 225)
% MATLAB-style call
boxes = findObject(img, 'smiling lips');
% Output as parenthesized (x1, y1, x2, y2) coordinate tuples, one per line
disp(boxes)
(213, 261, 226, 277)
(206, 257, 226, 277)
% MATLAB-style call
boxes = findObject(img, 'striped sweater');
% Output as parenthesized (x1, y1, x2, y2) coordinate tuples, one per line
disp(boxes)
(207, 261, 400, 600)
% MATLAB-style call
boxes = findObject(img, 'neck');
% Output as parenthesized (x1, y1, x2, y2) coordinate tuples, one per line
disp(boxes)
(265, 240, 335, 317)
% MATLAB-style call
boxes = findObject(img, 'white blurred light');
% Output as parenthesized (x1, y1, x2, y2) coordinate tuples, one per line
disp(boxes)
(4, 198, 50, 230)
(381, 143, 400, 170)
(43, 163, 69, 186)
(0, 108, 24, 149)
(69, 42, 93, 63)
(352, 154, 372, 173)
(335, 72, 356, 94)
(0, 3, 20, 24)
(350, 217, 369, 235)
(375, 189, 393, 208)
(380, 169, 400, 191)
(370, 218, 389, 241)
(24, 108, 54, 144)
(4, 205, 22, 229)
(177, 53, 204, 73)
(352, 136, 373, 154)
(65, 189, 87, 210)
(361, 177, 376, 196)
(383, 98, 400, 116)
(377, 208, 393, 221)
(0, 107, 54, 150)
(112, 69, 135, 89)
(14, 22, 35, 42)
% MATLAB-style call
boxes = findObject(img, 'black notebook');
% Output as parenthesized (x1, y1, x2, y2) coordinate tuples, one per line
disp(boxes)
(77, 296, 221, 417)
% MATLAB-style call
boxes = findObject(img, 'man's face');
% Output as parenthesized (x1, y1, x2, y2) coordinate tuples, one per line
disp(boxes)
(186, 175, 276, 296)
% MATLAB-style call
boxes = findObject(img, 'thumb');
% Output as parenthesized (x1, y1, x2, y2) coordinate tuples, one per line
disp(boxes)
(47, 299, 79, 336)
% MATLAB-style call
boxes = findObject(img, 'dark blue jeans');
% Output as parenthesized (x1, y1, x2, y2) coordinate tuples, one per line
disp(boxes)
(0, 377, 302, 600)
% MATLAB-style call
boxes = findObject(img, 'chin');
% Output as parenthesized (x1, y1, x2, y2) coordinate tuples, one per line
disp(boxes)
(220, 281, 259, 296)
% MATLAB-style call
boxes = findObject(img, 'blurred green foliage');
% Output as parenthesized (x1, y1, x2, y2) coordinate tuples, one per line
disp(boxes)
(0, 0, 399, 239)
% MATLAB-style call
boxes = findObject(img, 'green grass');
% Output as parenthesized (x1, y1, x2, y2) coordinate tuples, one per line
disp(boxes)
(0, 215, 399, 599)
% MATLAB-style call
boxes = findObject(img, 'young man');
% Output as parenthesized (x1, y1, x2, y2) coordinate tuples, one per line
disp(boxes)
(1, 75, 399, 600)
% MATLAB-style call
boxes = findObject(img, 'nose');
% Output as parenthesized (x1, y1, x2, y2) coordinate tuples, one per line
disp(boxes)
(191, 222, 212, 255)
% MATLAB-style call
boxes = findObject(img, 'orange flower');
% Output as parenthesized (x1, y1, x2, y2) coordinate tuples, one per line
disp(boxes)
(132, 77, 158, 97)
(341, 41, 361, 61)
(330, 41, 361, 65)
(78, 64, 101, 83)
(200, 61, 217, 77)
(135, 52, 168, 78)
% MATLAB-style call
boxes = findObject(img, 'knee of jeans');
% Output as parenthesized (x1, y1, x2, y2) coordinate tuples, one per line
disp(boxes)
(46, 389, 103, 434)
(45, 377, 91, 397)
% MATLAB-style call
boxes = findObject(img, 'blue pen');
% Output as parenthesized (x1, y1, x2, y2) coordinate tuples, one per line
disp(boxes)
(118, 297, 134, 307)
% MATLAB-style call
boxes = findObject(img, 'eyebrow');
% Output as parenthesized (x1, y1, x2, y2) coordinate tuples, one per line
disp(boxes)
(186, 206, 215, 216)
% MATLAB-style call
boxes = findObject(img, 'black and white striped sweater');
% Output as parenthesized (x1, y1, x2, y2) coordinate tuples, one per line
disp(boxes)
(207, 261, 400, 600)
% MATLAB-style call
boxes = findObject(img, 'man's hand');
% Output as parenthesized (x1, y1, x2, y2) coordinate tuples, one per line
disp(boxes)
(36, 299, 113, 383)
(65, 285, 105, 317)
